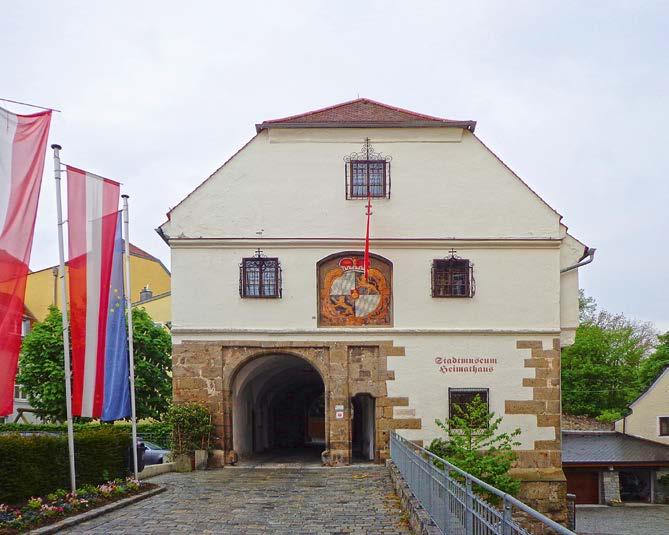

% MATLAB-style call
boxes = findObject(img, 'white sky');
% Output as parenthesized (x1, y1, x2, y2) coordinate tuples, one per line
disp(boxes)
(3, 1, 668, 331)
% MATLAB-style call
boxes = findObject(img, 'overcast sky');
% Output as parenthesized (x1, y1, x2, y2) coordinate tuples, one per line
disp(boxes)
(3, 1, 668, 331)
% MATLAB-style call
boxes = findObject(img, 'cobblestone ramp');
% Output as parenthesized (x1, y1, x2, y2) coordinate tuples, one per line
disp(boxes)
(61, 467, 413, 534)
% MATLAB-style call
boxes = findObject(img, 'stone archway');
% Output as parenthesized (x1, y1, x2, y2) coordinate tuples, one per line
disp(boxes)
(230, 353, 325, 462)
(172, 340, 418, 467)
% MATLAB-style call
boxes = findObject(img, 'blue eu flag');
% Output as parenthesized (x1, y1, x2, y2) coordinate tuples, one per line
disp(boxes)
(101, 212, 131, 421)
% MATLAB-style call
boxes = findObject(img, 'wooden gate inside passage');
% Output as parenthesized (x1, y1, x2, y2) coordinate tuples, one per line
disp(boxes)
(565, 470, 600, 504)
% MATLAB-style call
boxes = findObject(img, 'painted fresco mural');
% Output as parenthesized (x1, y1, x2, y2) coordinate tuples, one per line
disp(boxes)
(318, 253, 392, 327)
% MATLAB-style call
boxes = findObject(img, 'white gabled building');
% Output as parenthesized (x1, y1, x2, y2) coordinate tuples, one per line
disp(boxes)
(159, 98, 592, 518)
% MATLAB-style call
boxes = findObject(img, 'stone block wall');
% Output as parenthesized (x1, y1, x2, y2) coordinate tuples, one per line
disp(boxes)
(172, 339, 421, 466)
(505, 338, 568, 526)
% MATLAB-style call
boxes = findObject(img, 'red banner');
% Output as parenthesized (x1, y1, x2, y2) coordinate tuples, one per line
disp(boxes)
(66, 167, 120, 418)
(0, 107, 51, 416)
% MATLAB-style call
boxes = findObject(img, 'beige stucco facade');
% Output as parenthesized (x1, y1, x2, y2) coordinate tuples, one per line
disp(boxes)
(615, 368, 669, 445)
(160, 101, 589, 523)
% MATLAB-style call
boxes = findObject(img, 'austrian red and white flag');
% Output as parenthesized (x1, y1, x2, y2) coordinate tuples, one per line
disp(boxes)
(0, 107, 51, 416)
(66, 166, 120, 418)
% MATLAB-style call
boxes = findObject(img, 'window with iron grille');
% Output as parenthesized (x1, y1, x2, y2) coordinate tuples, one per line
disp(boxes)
(660, 417, 669, 436)
(344, 138, 391, 199)
(449, 388, 489, 429)
(348, 160, 389, 198)
(239, 257, 281, 298)
(432, 257, 475, 298)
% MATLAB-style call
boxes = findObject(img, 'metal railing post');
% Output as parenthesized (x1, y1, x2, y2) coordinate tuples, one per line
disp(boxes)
(443, 467, 451, 533)
(502, 495, 513, 535)
(465, 478, 474, 533)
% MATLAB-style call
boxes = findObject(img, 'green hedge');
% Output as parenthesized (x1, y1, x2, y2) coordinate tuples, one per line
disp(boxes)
(0, 427, 132, 504)
(0, 421, 172, 448)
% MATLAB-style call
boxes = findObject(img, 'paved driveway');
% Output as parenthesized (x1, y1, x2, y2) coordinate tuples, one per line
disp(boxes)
(61, 466, 412, 534)
(576, 504, 669, 535)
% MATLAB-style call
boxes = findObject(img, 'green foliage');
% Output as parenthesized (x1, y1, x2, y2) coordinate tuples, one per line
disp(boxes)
(0, 427, 131, 503)
(0, 421, 173, 449)
(638, 333, 669, 390)
(16, 306, 68, 422)
(562, 323, 645, 416)
(428, 395, 522, 497)
(166, 403, 213, 455)
(131, 307, 172, 420)
(17, 306, 172, 422)
(564, 294, 669, 419)
(596, 409, 624, 424)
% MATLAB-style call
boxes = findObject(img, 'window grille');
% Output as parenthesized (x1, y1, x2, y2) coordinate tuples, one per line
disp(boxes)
(448, 387, 489, 429)
(660, 417, 669, 436)
(432, 254, 475, 298)
(344, 138, 391, 199)
(239, 256, 282, 298)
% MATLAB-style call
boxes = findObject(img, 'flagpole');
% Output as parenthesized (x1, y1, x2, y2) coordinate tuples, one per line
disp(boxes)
(121, 194, 139, 479)
(53, 144, 77, 493)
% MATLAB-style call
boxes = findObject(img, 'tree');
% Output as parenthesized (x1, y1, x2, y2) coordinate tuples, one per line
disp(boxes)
(17, 306, 172, 422)
(638, 332, 669, 390)
(562, 323, 645, 417)
(428, 395, 522, 497)
(131, 307, 172, 419)
(16, 307, 68, 422)
(563, 293, 659, 419)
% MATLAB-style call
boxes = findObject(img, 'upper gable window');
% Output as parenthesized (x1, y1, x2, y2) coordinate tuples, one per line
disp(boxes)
(660, 417, 669, 437)
(344, 139, 391, 199)
(432, 252, 475, 298)
(239, 254, 282, 298)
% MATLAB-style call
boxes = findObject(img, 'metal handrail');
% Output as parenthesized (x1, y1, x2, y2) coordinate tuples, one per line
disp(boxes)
(390, 432, 575, 535)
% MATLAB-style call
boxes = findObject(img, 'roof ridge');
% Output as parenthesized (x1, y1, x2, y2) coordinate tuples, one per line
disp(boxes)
(256, 98, 476, 132)
(262, 98, 452, 124)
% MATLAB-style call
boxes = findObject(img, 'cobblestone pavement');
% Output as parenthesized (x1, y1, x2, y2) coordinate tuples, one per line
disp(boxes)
(61, 466, 412, 534)
(576, 504, 669, 534)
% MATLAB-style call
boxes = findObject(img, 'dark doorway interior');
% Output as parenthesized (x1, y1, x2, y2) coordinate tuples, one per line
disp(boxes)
(233, 354, 325, 462)
(351, 393, 375, 462)
(619, 470, 652, 502)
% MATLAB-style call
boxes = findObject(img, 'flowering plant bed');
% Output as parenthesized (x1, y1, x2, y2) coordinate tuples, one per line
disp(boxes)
(0, 478, 157, 534)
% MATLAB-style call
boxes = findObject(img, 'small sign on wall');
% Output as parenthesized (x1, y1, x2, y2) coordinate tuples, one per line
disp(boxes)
(335, 404, 344, 411)
(335, 410, 344, 419)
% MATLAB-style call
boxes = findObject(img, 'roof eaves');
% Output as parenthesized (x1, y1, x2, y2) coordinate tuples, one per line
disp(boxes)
(471, 133, 563, 220)
(627, 366, 669, 410)
(159, 133, 260, 230)
(255, 120, 477, 133)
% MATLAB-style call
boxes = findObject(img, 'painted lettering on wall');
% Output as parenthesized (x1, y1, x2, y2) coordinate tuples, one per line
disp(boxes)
(434, 357, 498, 374)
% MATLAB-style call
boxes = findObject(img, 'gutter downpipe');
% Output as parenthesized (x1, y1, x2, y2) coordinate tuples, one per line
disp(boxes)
(561, 247, 596, 273)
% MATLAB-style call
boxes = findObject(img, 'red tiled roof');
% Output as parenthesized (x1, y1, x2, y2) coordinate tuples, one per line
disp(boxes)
(129, 243, 160, 262)
(256, 98, 476, 132)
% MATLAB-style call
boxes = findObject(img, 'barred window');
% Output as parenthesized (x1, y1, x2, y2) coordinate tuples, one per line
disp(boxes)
(349, 160, 388, 198)
(239, 257, 281, 298)
(432, 257, 474, 298)
(660, 417, 669, 436)
(449, 388, 489, 429)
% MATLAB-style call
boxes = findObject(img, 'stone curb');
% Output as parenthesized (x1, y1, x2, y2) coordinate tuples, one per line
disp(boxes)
(29, 486, 166, 534)
(386, 460, 441, 535)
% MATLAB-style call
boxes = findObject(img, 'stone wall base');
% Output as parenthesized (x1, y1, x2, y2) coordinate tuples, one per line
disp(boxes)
(386, 460, 440, 535)
(511, 468, 568, 533)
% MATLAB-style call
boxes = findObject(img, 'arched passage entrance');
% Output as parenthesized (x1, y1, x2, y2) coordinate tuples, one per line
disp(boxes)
(231, 353, 325, 462)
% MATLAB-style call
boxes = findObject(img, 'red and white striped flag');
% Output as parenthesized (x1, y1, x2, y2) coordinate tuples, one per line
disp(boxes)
(0, 107, 51, 416)
(66, 166, 120, 418)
